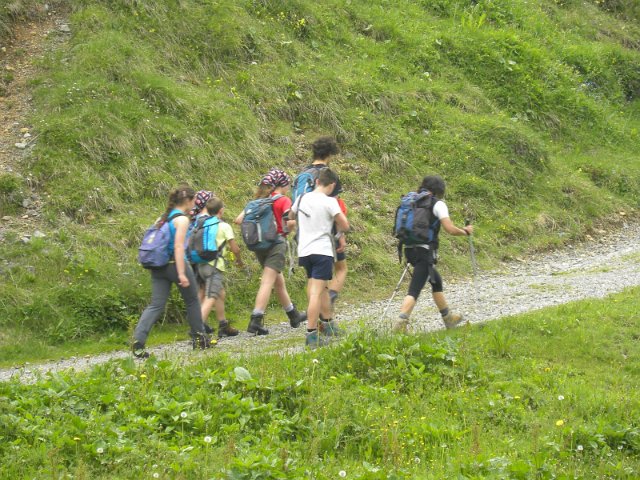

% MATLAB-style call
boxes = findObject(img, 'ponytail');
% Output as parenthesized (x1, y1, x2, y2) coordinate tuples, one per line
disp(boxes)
(160, 184, 195, 223)
(254, 184, 274, 199)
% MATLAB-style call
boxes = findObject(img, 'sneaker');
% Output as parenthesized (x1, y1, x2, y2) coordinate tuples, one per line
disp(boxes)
(305, 330, 330, 349)
(443, 312, 465, 329)
(392, 318, 409, 334)
(319, 320, 343, 337)
(192, 333, 215, 350)
(218, 321, 239, 338)
(132, 341, 150, 359)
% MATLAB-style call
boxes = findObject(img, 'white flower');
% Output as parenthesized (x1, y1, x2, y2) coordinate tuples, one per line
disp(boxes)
(312, 358, 319, 364)
(577, 445, 584, 451)
(180, 412, 187, 419)
(119, 386, 125, 391)
(558, 395, 565, 401)
(153, 474, 159, 479)
(152, 464, 158, 469)
(204, 436, 212, 444)
(96, 447, 104, 454)
(414, 457, 421, 464)
(339, 471, 346, 478)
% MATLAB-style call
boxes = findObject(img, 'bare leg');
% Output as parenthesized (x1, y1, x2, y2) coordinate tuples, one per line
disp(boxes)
(273, 272, 293, 307)
(254, 267, 278, 312)
(306, 279, 327, 330)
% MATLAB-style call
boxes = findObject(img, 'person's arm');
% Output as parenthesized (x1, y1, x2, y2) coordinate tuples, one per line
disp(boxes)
(234, 210, 245, 225)
(334, 212, 349, 233)
(440, 217, 473, 236)
(227, 238, 244, 268)
(173, 216, 191, 287)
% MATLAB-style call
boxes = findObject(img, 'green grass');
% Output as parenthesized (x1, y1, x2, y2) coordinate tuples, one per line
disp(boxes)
(1, 288, 639, 478)
(0, 0, 639, 351)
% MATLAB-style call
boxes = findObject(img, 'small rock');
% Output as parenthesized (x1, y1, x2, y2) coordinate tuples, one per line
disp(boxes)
(33, 231, 46, 238)
(15, 143, 27, 149)
(20, 128, 29, 134)
(22, 199, 32, 208)
(20, 236, 31, 244)
(2, 216, 10, 221)
(59, 24, 71, 33)
(23, 133, 32, 139)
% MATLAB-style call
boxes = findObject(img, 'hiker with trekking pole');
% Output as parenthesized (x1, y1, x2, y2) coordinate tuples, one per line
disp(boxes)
(392, 175, 473, 333)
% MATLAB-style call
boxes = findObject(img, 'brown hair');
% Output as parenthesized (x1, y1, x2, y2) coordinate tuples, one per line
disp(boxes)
(254, 183, 274, 199)
(160, 184, 195, 223)
(206, 196, 224, 215)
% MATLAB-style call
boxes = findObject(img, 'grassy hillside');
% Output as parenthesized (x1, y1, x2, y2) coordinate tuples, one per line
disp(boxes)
(1, 288, 639, 478)
(0, 0, 639, 347)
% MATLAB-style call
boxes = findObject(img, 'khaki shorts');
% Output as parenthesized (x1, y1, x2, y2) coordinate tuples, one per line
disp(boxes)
(195, 263, 225, 299)
(254, 241, 286, 273)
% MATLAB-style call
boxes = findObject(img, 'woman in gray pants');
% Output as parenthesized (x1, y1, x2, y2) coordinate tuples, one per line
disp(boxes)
(132, 185, 211, 358)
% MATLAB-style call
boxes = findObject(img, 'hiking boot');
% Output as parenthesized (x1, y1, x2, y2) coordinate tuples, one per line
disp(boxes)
(443, 312, 464, 330)
(192, 332, 215, 350)
(218, 320, 239, 338)
(247, 313, 269, 335)
(392, 318, 409, 334)
(203, 323, 215, 335)
(132, 341, 150, 359)
(319, 319, 343, 337)
(286, 306, 306, 328)
(305, 330, 330, 349)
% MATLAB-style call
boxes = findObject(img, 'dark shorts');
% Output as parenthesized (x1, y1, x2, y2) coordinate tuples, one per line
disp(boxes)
(335, 238, 346, 262)
(254, 241, 286, 273)
(299, 254, 334, 280)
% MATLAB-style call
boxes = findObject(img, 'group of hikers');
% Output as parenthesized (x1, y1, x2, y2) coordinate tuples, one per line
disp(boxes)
(132, 136, 474, 358)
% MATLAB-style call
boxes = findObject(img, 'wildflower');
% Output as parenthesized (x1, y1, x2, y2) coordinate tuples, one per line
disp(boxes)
(140, 374, 147, 379)
(180, 412, 187, 419)
(119, 386, 125, 391)
(204, 436, 212, 444)
(545, 367, 551, 372)
(577, 445, 584, 451)
(312, 358, 319, 364)
(73, 437, 81, 441)
(96, 447, 104, 454)
(339, 471, 347, 478)
(414, 457, 421, 464)
(558, 395, 565, 401)
(514, 396, 521, 400)
(153, 474, 159, 479)
(556, 420, 564, 426)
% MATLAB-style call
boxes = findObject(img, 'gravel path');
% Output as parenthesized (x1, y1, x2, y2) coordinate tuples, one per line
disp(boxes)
(2, 219, 639, 383)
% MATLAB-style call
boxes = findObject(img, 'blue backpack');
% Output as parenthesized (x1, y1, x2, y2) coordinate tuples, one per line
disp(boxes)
(138, 212, 185, 269)
(240, 195, 283, 251)
(291, 167, 320, 204)
(393, 191, 439, 248)
(187, 215, 223, 264)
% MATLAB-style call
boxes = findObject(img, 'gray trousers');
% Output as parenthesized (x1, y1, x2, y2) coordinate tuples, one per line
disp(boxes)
(134, 262, 204, 345)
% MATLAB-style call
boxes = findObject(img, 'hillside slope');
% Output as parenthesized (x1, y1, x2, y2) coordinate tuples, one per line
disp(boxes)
(0, 0, 638, 344)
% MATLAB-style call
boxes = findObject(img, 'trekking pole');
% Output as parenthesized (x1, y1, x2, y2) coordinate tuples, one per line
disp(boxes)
(381, 263, 412, 322)
(465, 219, 479, 304)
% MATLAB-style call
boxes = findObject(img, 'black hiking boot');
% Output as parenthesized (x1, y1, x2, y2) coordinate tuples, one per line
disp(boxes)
(132, 341, 150, 359)
(247, 313, 269, 335)
(203, 323, 215, 335)
(192, 332, 214, 350)
(286, 306, 306, 328)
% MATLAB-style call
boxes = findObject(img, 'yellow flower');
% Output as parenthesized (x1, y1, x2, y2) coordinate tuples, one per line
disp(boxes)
(140, 374, 147, 379)
(556, 420, 564, 426)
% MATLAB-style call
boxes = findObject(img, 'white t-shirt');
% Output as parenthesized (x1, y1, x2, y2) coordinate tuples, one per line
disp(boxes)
(292, 191, 342, 257)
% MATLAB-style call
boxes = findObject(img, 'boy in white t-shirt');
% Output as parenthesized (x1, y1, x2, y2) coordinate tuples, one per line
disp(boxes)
(292, 168, 350, 348)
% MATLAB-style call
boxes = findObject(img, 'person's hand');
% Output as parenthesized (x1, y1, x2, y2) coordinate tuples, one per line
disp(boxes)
(178, 273, 190, 287)
(463, 225, 474, 236)
(336, 235, 347, 253)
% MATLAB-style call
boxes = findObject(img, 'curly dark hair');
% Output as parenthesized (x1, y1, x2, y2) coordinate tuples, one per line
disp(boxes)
(419, 175, 446, 197)
(312, 136, 339, 160)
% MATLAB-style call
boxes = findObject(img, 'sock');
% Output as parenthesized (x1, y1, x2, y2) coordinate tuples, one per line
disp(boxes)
(321, 318, 333, 323)
(252, 309, 264, 316)
(399, 313, 409, 320)
(284, 303, 294, 313)
(307, 328, 317, 334)
(440, 307, 450, 318)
